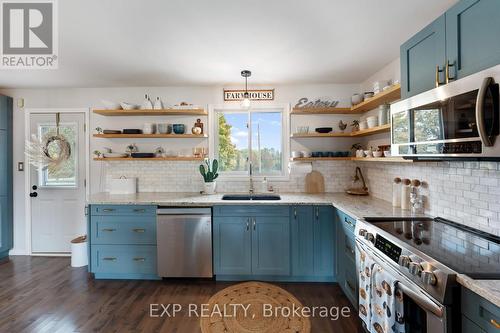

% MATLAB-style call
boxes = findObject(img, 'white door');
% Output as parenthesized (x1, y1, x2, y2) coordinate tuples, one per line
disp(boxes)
(29, 113, 86, 253)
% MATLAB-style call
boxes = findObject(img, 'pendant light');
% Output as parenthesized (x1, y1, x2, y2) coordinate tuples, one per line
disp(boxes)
(240, 70, 252, 110)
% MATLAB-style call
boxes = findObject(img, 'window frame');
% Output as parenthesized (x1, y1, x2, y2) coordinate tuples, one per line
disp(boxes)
(209, 104, 290, 181)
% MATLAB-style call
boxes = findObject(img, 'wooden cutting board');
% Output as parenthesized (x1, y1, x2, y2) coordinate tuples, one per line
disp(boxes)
(305, 171, 325, 194)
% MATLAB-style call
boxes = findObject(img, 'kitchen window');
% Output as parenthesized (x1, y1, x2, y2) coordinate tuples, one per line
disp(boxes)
(212, 106, 288, 179)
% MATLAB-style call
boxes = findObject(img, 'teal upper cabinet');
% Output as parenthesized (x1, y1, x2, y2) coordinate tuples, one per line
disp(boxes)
(251, 216, 290, 276)
(291, 205, 335, 279)
(401, 0, 500, 98)
(400, 15, 446, 98)
(446, 0, 500, 80)
(0, 95, 13, 260)
(213, 216, 252, 275)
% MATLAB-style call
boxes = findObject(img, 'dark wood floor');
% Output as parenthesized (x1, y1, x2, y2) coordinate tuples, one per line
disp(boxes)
(0, 257, 363, 333)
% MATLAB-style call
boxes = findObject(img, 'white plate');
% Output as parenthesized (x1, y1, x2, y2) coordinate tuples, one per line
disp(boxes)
(103, 153, 128, 158)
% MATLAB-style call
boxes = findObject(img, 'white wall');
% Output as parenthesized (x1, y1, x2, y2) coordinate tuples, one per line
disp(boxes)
(0, 83, 360, 254)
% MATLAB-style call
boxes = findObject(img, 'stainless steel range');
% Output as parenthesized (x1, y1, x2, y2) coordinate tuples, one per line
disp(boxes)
(355, 216, 500, 333)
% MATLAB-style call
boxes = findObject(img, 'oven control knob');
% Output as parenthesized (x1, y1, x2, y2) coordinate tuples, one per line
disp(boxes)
(408, 262, 423, 276)
(365, 233, 375, 244)
(398, 255, 411, 268)
(358, 229, 367, 237)
(421, 270, 437, 286)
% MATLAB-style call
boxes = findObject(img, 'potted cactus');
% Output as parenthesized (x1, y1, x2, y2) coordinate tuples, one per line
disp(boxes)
(199, 158, 219, 194)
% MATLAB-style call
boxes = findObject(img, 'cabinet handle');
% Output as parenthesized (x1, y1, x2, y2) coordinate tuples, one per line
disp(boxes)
(84, 206, 89, 216)
(490, 319, 500, 329)
(315, 207, 319, 219)
(133, 208, 146, 213)
(345, 244, 355, 256)
(246, 218, 250, 231)
(102, 208, 115, 212)
(435, 65, 444, 87)
(103, 257, 117, 261)
(294, 208, 297, 218)
(445, 60, 455, 84)
(344, 217, 354, 227)
(132, 228, 145, 233)
(253, 218, 256, 231)
(102, 228, 116, 232)
(133, 257, 146, 262)
(346, 280, 355, 292)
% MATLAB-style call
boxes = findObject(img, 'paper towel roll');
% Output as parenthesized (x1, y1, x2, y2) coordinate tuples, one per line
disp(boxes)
(288, 162, 313, 174)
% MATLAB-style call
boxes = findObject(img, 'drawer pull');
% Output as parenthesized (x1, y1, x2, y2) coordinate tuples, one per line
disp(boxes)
(102, 208, 115, 212)
(102, 257, 117, 261)
(102, 228, 116, 232)
(293, 208, 297, 218)
(132, 228, 146, 233)
(133, 208, 146, 213)
(315, 207, 319, 219)
(491, 319, 500, 329)
(344, 217, 354, 227)
(345, 244, 355, 256)
(133, 257, 146, 262)
(346, 280, 355, 292)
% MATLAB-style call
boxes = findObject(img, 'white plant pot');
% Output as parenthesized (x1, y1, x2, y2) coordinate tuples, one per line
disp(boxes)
(204, 182, 216, 194)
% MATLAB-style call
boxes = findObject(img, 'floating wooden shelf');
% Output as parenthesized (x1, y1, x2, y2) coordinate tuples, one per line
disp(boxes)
(290, 84, 401, 115)
(291, 124, 390, 138)
(350, 84, 401, 113)
(93, 156, 204, 161)
(93, 134, 208, 139)
(290, 107, 353, 115)
(93, 109, 207, 116)
(290, 156, 411, 163)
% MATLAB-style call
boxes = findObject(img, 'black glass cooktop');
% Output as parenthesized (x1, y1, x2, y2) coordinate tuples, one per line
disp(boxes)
(365, 217, 500, 279)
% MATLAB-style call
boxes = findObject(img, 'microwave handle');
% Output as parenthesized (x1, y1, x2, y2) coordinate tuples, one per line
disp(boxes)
(476, 77, 495, 147)
(396, 281, 444, 318)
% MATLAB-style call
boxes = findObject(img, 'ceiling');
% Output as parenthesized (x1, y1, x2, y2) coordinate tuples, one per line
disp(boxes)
(0, 0, 457, 88)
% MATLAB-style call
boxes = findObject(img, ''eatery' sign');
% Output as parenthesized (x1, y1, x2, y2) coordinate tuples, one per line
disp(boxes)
(223, 89, 274, 101)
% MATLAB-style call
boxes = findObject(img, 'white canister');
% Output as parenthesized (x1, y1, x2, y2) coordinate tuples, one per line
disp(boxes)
(70, 236, 88, 267)
(392, 177, 401, 207)
(378, 104, 390, 125)
(143, 123, 154, 134)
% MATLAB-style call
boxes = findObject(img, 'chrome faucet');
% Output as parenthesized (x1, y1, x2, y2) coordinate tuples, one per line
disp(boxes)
(249, 161, 254, 194)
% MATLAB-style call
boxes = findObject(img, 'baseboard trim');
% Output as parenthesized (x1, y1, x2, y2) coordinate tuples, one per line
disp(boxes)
(31, 253, 71, 257)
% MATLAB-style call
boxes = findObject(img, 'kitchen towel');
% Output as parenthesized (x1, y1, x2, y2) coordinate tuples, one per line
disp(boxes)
(370, 263, 405, 333)
(356, 243, 376, 330)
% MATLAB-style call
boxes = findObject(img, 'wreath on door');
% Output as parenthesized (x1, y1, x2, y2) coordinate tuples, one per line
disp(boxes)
(25, 113, 72, 169)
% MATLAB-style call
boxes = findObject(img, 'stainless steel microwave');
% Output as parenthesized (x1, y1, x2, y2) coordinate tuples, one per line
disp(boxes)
(391, 65, 500, 160)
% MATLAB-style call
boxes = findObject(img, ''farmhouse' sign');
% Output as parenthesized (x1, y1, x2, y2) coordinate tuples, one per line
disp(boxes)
(224, 89, 274, 101)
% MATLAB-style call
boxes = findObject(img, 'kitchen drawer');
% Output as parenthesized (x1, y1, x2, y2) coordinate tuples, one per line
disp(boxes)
(91, 216, 156, 245)
(91, 205, 156, 216)
(462, 288, 500, 333)
(338, 210, 356, 235)
(213, 205, 289, 217)
(91, 245, 157, 276)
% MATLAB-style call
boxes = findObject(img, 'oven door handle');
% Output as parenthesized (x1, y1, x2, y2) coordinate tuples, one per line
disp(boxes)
(476, 76, 494, 147)
(396, 281, 444, 318)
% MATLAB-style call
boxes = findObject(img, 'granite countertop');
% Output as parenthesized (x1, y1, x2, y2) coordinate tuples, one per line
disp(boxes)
(88, 192, 419, 219)
(88, 191, 500, 306)
(457, 274, 500, 308)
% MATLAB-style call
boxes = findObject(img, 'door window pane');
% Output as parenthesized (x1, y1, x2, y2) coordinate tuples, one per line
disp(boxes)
(38, 123, 78, 187)
(251, 112, 283, 175)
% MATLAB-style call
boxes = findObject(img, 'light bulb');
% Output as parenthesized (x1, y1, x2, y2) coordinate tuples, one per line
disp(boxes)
(240, 97, 251, 110)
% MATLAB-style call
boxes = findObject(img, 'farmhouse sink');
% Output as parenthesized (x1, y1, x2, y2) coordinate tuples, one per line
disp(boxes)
(221, 194, 281, 201)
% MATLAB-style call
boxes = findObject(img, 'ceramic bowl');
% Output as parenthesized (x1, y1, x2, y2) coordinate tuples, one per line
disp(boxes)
(291, 151, 303, 158)
(296, 126, 309, 134)
(301, 151, 312, 158)
(157, 123, 172, 134)
(101, 100, 121, 110)
(364, 92, 375, 99)
(172, 124, 185, 134)
(351, 94, 363, 105)
(373, 151, 383, 158)
(315, 127, 333, 134)
(364, 150, 373, 157)
(366, 116, 378, 128)
(120, 102, 139, 110)
(384, 150, 392, 157)
(359, 120, 368, 130)
(312, 152, 321, 157)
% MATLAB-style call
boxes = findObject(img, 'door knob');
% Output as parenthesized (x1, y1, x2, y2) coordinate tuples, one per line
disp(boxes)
(30, 192, 38, 198)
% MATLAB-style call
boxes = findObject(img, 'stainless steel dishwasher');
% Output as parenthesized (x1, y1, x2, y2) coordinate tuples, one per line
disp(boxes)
(157, 207, 213, 278)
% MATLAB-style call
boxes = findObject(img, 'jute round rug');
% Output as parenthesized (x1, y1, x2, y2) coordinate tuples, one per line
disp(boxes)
(200, 281, 311, 333)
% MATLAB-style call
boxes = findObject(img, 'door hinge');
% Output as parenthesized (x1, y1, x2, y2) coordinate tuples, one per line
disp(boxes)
(84, 123, 86, 133)
(84, 179, 87, 187)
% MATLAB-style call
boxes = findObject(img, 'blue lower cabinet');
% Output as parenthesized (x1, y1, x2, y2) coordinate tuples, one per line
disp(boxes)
(252, 216, 290, 276)
(91, 245, 159, 280)
(462, 288, 500, 333)
(213, 216, 252, 275)
(336, 209, 358, 308)
(290, 205, 335, 281)
(0, 196, 13, 260)
(88, 204, 159, 280)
